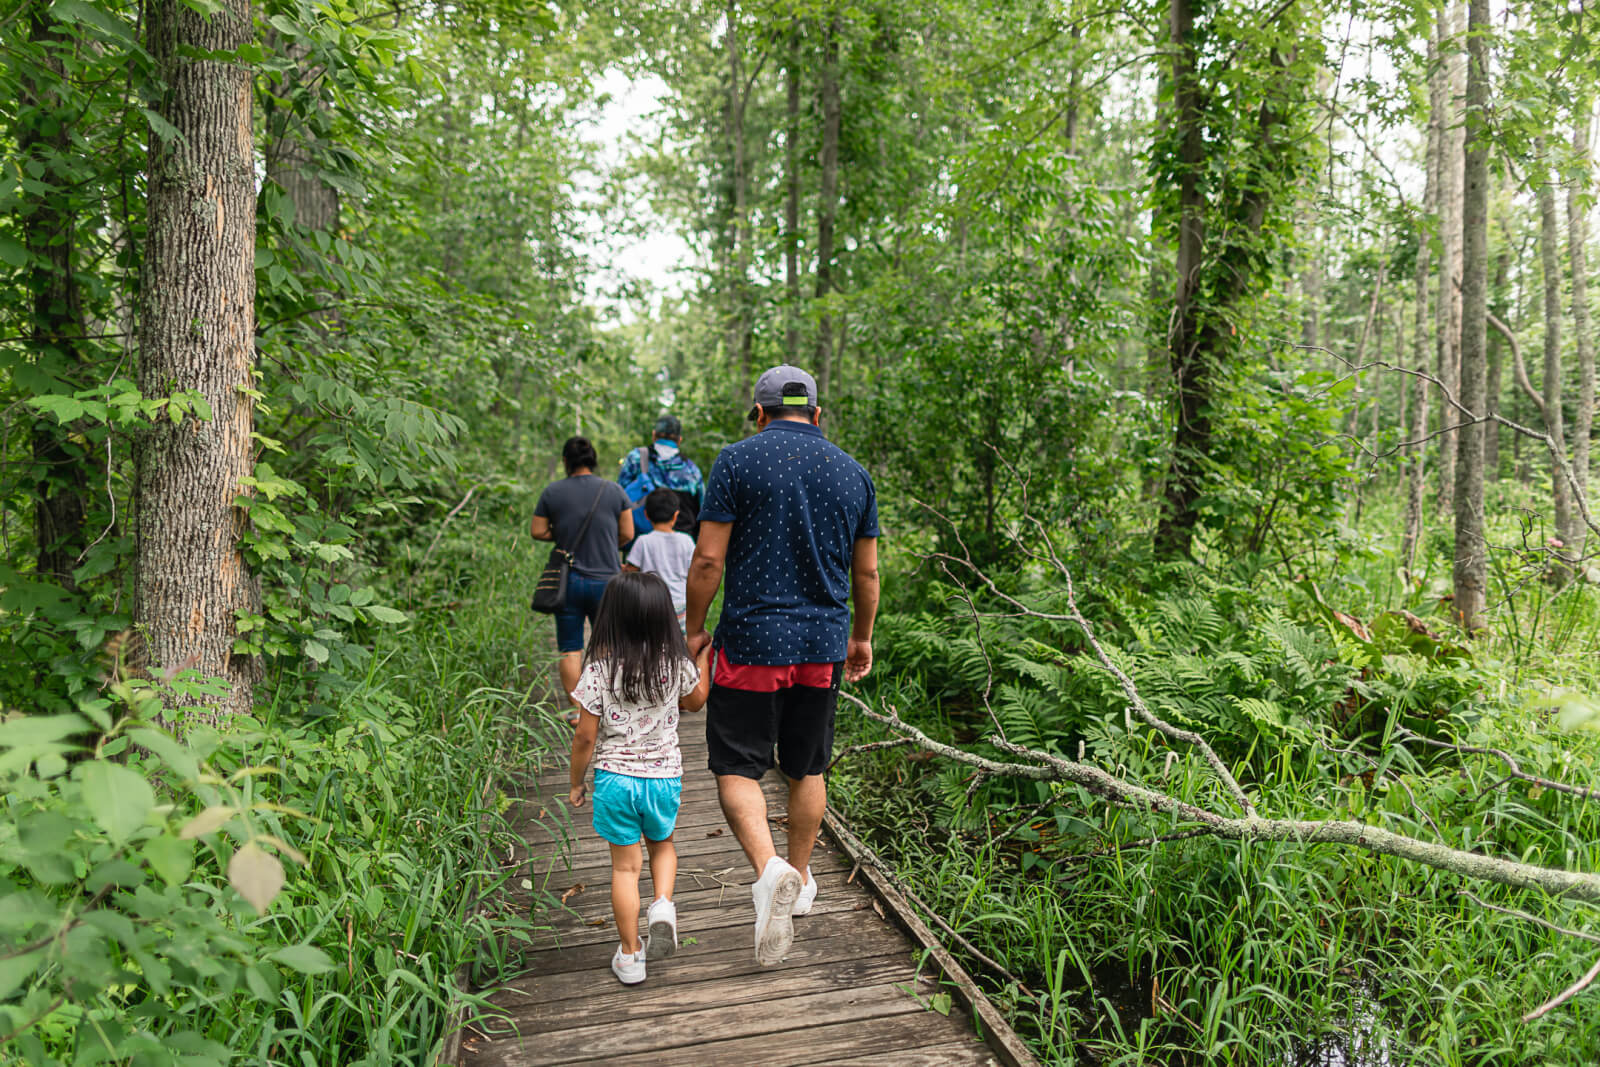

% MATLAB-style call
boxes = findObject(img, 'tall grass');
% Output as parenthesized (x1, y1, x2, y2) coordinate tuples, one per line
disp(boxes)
(831, 499, 1600, 1066)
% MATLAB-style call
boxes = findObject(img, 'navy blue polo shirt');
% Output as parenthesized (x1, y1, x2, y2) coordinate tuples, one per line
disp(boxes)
(701, 420, 879, 665)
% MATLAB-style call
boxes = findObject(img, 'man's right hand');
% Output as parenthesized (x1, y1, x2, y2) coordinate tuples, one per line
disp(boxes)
(844, 638, 873, 683)
(686, 629, 713, 659)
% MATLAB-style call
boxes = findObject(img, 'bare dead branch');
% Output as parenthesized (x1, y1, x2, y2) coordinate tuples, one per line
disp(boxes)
(1524, 955, 1600, 1021)
(1397, 726, 1600, 804)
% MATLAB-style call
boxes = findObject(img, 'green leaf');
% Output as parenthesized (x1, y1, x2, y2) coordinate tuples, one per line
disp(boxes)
(140, 107, 180, 144)
(179, 805, 236, 839)
(0, 235, 28, 268)
(77, 760, 154, 845)
(142, 834, 193, 887)
(229, 842, 285, 914)
(270, 943, 335, 975)
(0, 949, 45, 1000)
(52, 0, 136, 42)
(303, 639, 329, 664)
(127, 726, 200, 782)
(364, 605, 408, 624)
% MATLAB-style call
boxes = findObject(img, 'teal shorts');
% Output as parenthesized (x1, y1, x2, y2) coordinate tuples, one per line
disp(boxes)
(592, 770, 682, 846)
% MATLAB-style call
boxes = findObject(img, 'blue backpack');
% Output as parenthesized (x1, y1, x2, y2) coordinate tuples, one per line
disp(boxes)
(621, 446, 699, 539)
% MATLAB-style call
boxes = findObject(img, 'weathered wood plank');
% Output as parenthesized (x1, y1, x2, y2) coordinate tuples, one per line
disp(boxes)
(483, 952, 926, 1035)
(510, 1009, 985, 1067)
(521, 879, 871, 952)
(494, 904, 901, 980)
(469, 983, 937, 1067)
(826, 1042, 1005, 1066)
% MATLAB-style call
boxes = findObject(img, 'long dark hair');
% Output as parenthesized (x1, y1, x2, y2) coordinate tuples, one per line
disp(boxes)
(583, 572, 690, 704)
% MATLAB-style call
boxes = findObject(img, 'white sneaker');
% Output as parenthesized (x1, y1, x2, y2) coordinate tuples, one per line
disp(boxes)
(792, 867, 817, 916)
(646, 897, 677, 961)
(611, 944, 646, 985)
(751, 857, 802, 965)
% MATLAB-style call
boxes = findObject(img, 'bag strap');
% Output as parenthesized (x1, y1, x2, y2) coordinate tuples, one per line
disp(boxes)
(563, 480, 606, 555)
(638, 445, 651, 479)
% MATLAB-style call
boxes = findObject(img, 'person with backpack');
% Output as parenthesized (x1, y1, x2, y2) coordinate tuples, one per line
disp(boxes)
(618, 416, 704, 543)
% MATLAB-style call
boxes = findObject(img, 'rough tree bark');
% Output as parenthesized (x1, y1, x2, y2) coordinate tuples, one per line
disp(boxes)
(137, 0, 259, 718)
(814, 13, 841, 397)
(1154, 0, 1209, 558)
(262, 38, 339, 233)
(1569, 107, 1595, 556)
(1154, 0, 1296, 557)
(1537, 139, 1573, 570)
(19, 1, 88, 588)
(1453, 0, 1489, 630)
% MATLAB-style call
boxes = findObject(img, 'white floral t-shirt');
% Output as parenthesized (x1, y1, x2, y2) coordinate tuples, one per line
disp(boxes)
(571, 657, 699, 778)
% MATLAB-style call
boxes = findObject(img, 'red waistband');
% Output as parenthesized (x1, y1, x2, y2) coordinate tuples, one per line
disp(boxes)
(713, 648, 835, 692)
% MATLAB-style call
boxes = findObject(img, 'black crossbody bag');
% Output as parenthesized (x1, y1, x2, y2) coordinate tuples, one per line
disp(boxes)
(530, 484, 604, 614)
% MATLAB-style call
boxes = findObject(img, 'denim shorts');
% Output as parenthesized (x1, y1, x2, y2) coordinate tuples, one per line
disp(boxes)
(591, 770, 681, 846)
(555, 572, 613, 653)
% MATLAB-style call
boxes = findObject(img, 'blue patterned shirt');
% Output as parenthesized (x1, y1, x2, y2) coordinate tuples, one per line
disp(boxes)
(701, 420, 879, 665)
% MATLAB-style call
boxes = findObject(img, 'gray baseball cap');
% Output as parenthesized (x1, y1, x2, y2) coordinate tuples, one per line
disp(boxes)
(747, 364, 818, 421)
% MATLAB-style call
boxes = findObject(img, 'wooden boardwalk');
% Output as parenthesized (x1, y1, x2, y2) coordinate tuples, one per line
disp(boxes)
(459, 728, 1015, 1067)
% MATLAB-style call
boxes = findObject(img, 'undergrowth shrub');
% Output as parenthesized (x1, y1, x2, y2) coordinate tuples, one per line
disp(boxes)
(0, 529, 557, 1066)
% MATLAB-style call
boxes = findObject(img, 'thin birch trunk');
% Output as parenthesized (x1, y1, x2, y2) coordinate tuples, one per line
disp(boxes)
(1537, 139, 1573, 571)
(1568, 107, 1595, 556)
(1402, 26, 1439, 574)
(1454, 0, 1489, 628)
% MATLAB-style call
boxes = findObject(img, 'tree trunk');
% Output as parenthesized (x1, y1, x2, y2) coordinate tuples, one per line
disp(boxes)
(1453, 0, 1489, 629)
(814, 13, 841, 397)
(1537, 139, 1573, 570)
(784, 28, 802, 363)
(1485, 236, 1510, 479)
(18, 2, 89, 588)
(137, 0, 259, 718)
(1435, 9, 1465, 515)
(1569, 107, 1595, 555)
(262, 37, 339, 233)
(1402, 27, 1439, 575)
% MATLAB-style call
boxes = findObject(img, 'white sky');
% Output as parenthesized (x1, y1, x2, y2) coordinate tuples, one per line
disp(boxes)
(572, 68, 696, 320)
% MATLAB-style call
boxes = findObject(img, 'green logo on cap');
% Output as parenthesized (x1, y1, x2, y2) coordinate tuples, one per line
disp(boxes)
(782, 395, 809, 405)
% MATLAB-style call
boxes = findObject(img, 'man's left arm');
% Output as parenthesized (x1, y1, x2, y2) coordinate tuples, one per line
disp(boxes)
(684, 520, 730, 658)
(845, 537, 879, 682)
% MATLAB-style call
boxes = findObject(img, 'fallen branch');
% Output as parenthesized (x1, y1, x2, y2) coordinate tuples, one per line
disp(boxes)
(839, 694, 1600, 904)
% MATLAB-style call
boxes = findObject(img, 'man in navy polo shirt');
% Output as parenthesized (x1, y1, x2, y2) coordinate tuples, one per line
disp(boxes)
(685, 364, 880, 966)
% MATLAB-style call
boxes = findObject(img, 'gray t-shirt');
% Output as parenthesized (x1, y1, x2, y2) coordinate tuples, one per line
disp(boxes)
(627, 529, 696, 611)
(534, 475, 631, 579)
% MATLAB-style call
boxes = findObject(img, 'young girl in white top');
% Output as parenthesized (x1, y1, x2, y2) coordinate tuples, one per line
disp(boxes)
(568, 571, 712, 984)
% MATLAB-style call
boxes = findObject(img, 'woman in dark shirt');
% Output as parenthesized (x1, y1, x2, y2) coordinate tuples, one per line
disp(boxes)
(531, 436, 634, 707)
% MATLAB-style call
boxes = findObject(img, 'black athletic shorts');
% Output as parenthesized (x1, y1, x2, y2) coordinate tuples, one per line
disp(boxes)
(705, 654, 844, 780)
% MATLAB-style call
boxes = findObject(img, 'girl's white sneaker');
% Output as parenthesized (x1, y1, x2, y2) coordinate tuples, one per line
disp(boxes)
(611, 944, 646, 985)
(646, 897, 678, 960)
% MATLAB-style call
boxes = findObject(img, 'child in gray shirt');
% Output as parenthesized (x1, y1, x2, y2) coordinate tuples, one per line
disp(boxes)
(625, 488, 697, 631)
